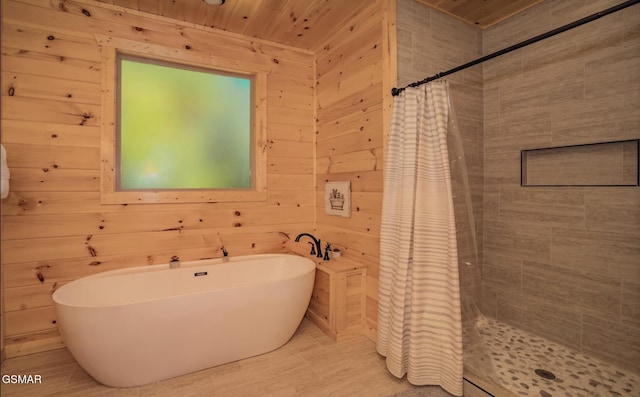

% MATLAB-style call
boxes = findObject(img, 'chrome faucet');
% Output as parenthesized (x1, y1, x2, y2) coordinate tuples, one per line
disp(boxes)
(169, 255, 180, 269)
(294, 233, 323, 258)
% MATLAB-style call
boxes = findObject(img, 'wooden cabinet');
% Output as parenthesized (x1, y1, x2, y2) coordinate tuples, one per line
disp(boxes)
(305, 258, 366, 340)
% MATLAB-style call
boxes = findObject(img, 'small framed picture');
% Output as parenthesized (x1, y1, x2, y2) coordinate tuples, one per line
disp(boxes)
(325, 181, 351, 217)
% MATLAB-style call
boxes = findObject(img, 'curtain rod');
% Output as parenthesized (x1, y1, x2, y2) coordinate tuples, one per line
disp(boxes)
(391, 0, 640, 96)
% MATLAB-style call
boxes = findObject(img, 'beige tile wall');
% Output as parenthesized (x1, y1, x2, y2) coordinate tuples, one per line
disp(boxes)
(396, 0, 485, 309)
(483, 0, 640, 373)
(398, 0, 640, 375)
(522, 141, 639, 186)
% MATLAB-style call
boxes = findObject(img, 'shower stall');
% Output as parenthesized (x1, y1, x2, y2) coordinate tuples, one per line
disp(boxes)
(395, 0, 640, 396)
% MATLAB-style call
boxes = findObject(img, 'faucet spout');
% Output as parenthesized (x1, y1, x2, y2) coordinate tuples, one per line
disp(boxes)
(294, 233, 323, 258)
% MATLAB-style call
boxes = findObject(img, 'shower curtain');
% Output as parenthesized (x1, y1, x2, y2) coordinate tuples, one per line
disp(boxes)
(377, 81, 463, 397)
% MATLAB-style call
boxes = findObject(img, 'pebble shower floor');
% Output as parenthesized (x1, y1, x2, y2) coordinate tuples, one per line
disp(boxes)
(476, 318, 639, 397)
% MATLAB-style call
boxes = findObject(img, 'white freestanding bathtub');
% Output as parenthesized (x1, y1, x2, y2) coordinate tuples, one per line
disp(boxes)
(52, 253, 315, 387)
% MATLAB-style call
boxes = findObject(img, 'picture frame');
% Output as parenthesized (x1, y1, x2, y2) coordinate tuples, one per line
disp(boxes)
(324, 181, 351, 217)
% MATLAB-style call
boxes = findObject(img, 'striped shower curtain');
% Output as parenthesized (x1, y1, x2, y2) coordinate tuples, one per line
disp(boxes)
(377, 81, 463, 397)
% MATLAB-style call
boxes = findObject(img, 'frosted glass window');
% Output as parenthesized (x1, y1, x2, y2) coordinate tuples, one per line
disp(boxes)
(117, 54, 253, 190)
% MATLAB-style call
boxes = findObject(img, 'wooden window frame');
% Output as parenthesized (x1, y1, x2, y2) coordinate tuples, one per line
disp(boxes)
(100, 44, 267, 204)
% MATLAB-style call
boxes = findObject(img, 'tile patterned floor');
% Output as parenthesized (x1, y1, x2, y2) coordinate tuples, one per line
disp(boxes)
(5, 316, 634, 397)
(473, 318, 640, 397)
(0, 319, 447, 397)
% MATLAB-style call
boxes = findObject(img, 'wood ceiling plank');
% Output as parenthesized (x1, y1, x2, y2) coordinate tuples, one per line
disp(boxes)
(475, 0, 544, 28)
(201, 0, 259, 32)
(137, 0, 160, 15)
(262, 0, 324, 44)
(158, 0, 187, 22)
(222, 0, 264, 35)
(240, 0, 293, 39)
(291, 0, 367, 50)
(108, 0, 139, 10)
(107, 0, 544, 48)
(182, 0, 211, 26)
(416, 0, 542, 29)
(201, 1, 232, 30)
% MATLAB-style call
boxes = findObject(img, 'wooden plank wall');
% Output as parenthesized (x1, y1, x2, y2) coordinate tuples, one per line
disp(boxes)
(313, 0, 391, 341)
(0, 0, 315, 358)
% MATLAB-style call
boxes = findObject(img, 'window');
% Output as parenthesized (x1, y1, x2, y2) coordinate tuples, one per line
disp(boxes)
(100, 46, 266, 204)
(118, 54, 252, 190)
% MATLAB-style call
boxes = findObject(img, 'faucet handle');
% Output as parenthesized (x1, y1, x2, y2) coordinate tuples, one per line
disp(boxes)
(323, 247, 330, 261)
(169, 256, 180, 269)
(308, 242, 317, 256)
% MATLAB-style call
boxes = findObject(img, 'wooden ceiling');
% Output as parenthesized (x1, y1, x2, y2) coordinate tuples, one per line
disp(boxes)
(416, 0, 544, 29)
(97, 0, 371, 50)
(99, 0, 544, 49)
